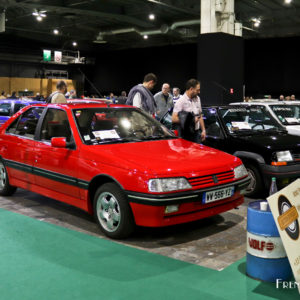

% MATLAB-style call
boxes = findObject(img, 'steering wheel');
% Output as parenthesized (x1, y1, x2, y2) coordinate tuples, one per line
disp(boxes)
(251, 123, 265, 130)
(131, 129, 146, 137)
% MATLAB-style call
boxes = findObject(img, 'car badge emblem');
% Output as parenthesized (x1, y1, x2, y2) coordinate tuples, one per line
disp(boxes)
(212, 175, 218, 183)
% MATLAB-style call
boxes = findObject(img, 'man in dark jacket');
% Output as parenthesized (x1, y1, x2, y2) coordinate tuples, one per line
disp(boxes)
(126, 73, 157, 115)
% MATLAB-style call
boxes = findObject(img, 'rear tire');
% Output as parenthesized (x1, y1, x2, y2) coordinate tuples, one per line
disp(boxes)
(0, 160, 17, 196)
(93, 182, 135, 239)
(244, 164, 263, 198)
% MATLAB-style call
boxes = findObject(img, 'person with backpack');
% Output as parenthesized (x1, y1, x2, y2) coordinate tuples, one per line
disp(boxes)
(47, 80, 68, 103)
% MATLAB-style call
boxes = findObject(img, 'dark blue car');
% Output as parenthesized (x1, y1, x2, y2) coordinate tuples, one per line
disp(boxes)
(0, 99, 43, 127)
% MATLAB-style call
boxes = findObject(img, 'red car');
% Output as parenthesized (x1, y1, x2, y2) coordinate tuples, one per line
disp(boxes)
(0, 103, 250, 238)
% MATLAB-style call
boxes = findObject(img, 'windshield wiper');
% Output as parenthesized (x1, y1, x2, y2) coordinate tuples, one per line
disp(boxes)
(97, 137, 143, 144)
(142, 135, 177, 140)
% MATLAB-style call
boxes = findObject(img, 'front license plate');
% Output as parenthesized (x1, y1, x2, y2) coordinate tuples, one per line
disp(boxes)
(203, 187, 234, 204)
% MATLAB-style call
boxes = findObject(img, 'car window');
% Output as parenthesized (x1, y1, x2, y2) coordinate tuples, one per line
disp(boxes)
(219, 106, 281, 133)
(202, 108, 223, 138)
(7, 107, 44, 138)
(270, 105, 300, 125)
(0, 103, 11, 116)
(13, 104, 26, 114)
(73, 108, 174, 145)
(40, 108, 72, 142)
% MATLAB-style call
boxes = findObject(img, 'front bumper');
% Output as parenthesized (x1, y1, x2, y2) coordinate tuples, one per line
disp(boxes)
(126, 176, 249, 227)
(126, 175, 250, 206)
(260, 163, 300, 187)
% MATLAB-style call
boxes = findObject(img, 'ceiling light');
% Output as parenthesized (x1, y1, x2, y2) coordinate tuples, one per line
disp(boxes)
(149, 14, 155, 20)
(251, 18, 261, 27)
(284, 0, 292, 4)
(72, 41, 77, 46)
(53, 29, 59, 35)
(32, 10, 47, 19)
(143, 35, 148, 39)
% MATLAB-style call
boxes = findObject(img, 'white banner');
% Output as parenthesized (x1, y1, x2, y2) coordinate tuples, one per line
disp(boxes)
(267, 179, 300, 293)
(54, 51, 62, 63)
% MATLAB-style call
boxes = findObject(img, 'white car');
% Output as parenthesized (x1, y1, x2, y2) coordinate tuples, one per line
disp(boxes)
(230, 101, 300, 136)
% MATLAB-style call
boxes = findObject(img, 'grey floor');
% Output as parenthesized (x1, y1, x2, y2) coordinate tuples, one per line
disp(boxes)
(0, 189, 260, 271)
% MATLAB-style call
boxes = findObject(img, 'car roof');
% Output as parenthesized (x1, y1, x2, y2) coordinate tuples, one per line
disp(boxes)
(28, 103, 134, 110)
(0, 99, 42, 104)
(230, 101, 300, 106)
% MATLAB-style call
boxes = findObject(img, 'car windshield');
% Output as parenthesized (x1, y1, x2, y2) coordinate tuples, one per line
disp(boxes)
(269, 104, 300, 125)
(0, 103, 11, 116)
(73, 107, 175, 145)
(219, 106, 282, 134)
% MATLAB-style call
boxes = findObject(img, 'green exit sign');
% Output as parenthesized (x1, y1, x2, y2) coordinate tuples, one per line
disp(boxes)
(43, 50, 51, 61)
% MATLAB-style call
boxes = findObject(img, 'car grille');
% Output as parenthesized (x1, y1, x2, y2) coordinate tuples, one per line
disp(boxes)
(187, 170, 235, 188)
(292, 153, 300, 162)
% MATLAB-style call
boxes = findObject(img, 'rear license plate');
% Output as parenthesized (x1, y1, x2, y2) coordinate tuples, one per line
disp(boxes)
(203, 187, 234, 204)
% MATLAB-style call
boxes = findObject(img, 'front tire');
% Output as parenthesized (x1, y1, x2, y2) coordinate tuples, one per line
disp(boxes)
(0, 160, 17, 196)
(93, 182, 135, 239)
(244, 164, 263, 197)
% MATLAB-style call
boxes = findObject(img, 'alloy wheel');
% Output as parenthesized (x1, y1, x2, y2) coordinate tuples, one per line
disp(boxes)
(96, 192, 121, 232)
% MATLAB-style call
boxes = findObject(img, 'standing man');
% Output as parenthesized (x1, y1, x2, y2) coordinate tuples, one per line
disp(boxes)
(154, 83, 173, 119)
(172, 87, 181, 105)
(172, 79, 206, 143)
(48, 80, 68, 103)
(126, 73, 157, 115)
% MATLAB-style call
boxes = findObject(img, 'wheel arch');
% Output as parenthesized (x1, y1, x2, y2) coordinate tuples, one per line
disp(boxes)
(233, 151, 266, 187)
(88, 174, 125, 212)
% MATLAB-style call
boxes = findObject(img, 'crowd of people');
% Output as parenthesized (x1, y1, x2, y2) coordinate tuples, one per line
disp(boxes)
(2, 75, 298, 144)
(0, 83, 77, 103)
(244, 94, 297, 102)
(123, 73, 206, 143)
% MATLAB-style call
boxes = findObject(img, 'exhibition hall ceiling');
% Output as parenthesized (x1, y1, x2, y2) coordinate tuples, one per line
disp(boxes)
(0, 0, 300, 51)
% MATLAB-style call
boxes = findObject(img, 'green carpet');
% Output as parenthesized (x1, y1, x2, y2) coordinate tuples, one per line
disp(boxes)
(0, 208, 298, 300)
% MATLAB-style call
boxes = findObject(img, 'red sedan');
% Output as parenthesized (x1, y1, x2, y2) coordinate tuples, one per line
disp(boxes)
(0, 103, 250, 238)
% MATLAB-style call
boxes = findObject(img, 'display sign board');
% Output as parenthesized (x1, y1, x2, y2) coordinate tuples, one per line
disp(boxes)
(54, 51, 62, 63)
(267, 179, 300, 293)
(43, 49, 51, 61)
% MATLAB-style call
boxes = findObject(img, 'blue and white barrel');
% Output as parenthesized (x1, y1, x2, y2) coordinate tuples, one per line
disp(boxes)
(246, 201, 292, 282)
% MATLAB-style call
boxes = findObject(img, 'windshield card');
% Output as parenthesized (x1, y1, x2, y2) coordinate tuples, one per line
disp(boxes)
(285, 117, 300, 124)
(92, 129, 120, 139)
(231, 122, 251, 130)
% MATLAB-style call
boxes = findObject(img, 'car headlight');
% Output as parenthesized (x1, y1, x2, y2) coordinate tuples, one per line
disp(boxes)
(148, 178, 192, 193)
(276, 151, 293, 162)
(234, 164, 248, 179)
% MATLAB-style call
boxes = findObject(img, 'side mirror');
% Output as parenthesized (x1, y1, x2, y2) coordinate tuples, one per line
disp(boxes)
(173, 130, 179, 137)
(51, 137, 67, 148)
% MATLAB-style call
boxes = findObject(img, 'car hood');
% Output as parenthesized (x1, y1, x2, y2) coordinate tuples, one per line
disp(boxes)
(285, 125, 300, 136)
(82, 138, 241, 176)
(233, 132, 300, 151)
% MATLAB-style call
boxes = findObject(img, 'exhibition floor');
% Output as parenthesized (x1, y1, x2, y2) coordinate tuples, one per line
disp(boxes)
(0, 190, 298, 299)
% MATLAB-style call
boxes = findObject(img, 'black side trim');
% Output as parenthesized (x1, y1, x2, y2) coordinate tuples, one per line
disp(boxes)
(3, 158, 89, 190)
(126, 176, 250, 206)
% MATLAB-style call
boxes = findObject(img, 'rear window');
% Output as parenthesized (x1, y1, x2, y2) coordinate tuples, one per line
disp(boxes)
(0, 103, 11, 116)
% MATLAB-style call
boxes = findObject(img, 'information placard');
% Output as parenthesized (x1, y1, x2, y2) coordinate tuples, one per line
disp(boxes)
(267, 179, 300, 293)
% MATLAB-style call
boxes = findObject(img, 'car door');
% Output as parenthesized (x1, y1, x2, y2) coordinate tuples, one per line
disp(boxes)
(33, 107, 80, 199)
(2, 106, 45, 184)
(202, 108, 227, 151)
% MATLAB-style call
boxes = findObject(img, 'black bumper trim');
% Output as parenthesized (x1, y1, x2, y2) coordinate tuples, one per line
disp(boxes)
(126, 176, 250, 206)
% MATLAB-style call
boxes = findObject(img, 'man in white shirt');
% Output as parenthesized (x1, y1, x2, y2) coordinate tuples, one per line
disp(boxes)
(172, 87, 181, 105)
(172, 79, 206, 142)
